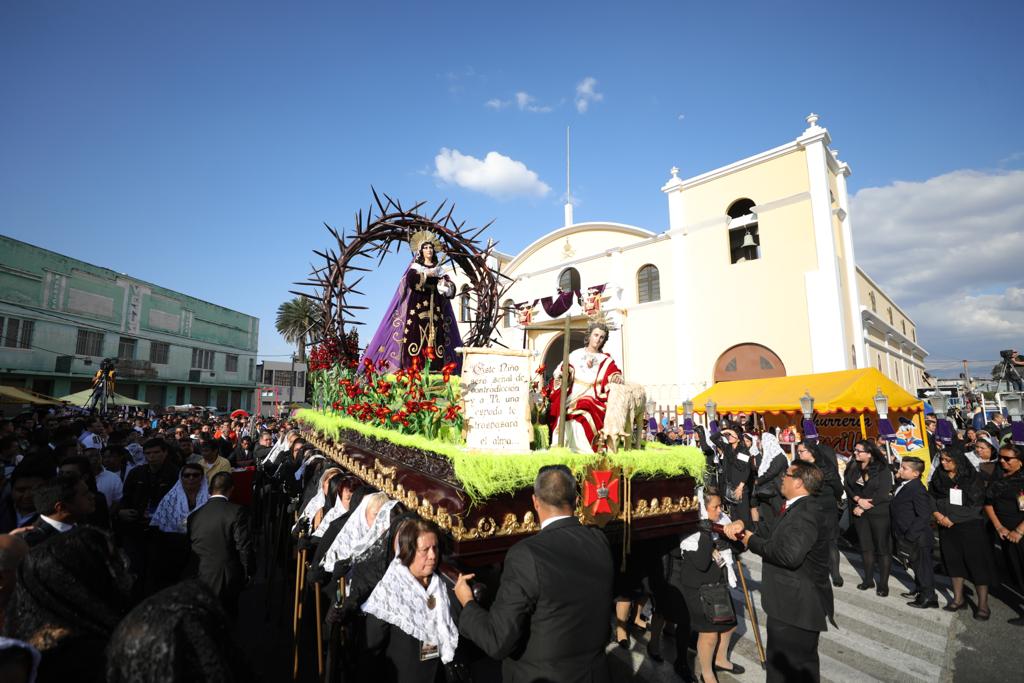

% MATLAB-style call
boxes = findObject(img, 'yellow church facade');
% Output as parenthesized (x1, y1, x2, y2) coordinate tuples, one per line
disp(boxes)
(452, 114, 927, 407)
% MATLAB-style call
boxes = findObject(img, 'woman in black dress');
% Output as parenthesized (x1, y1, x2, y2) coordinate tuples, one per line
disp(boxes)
(359, 518, 461, 683)
(844, 439, 894, 595)
(984, 444, 1024, 626)
(796, 440, 845, 588)
(752, 432, 788, 521)
(973, 437, 1000, 484)
(667, 487, 742, 683)
(711, 428, 754, 525)
(930, 446, 996, 618)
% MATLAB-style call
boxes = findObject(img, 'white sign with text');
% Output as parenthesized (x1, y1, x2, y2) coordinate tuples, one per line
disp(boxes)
(459, 348, 533, 452)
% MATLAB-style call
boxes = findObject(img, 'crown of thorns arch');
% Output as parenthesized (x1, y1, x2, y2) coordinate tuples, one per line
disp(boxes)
(292, 189, 513, 351)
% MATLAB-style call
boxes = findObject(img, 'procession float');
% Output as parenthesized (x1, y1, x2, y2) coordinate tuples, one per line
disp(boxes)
(292, 192, 706, 571)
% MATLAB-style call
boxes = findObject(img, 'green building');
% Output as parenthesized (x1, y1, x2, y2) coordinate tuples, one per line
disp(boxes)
(0, 235, 258, 411)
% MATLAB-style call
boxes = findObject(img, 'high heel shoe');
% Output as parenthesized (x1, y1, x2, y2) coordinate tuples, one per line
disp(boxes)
(714, 661, 746, 675)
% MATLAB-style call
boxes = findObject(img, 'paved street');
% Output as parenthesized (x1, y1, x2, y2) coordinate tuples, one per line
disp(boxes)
(606, 548, 1023, 683)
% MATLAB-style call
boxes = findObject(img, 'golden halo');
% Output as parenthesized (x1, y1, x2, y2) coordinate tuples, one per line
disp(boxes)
(409, 230, 440, 256)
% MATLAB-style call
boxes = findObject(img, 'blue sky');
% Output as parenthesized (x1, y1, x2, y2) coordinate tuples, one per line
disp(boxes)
(2, 1, 1022, 376)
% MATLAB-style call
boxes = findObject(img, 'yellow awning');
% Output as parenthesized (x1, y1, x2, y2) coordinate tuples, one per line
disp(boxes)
(0, 386, 64, 406)
(692, 368, 923, 415)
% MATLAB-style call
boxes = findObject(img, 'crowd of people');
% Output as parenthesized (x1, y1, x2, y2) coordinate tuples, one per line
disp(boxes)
(1, 401, 1022, 683)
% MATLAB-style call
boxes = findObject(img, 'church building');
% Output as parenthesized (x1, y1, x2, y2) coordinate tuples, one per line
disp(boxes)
(451, 114, 927, 407)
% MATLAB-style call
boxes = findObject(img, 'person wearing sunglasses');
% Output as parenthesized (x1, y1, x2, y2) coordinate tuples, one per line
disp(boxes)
(844, 440, 894, 595)
(984, 444, 1024, 626)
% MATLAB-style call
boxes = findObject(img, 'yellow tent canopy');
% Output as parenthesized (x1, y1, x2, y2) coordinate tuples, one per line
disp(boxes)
(692, 368, 923, 415)
(0, 386, 64, 406)
(56, 389, 149, 407)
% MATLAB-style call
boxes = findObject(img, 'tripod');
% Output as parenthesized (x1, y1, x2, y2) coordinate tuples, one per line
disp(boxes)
(86, 360, 116, 413)
(995, 360, 1023, 392)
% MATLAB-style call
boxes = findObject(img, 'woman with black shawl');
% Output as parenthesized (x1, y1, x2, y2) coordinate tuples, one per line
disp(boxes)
(930, 446, 996, 618)
(795, 439, 845, 588)
(5, 526, 132, 683)
(105, 580, 253, 682)
(710, 427, 754, 525)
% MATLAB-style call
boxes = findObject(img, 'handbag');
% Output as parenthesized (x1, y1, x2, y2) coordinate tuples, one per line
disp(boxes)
(697, 582, 736, 625)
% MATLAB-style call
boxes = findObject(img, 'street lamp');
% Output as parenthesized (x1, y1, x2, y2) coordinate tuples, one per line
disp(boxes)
(705, 399, 718, 434)
(682, 398, 694, 436)
(1004, 392, 1024, 445)
(799, 391, 818, 441)
(929, 390, 954, 445)
(873, 388, 896, 441)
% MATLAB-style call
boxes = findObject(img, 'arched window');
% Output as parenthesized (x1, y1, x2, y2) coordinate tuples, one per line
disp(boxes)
(713, 343, 786, 382)
(459, 285, 472, 323)
(558, 267, 580, 292)
(726, 198, 760, 264)
(636, 264, 660, 304)
(502, 299, 515, 328)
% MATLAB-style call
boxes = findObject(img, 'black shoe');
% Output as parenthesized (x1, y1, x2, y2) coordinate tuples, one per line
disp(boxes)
(974, 609, 990, 621)
(856, 581, 874, 591)
(900, 590, 919, 599)
(943, 601, 966, 612)
(832, 576, 844, 588)
(714, 661, 746, 675)
(617, 637, 629, 649)
(907, 596, 939, 609)
(646, 641, 664, 663)
(876, 587, 889, 597)
(1008, 616, 1024, 626)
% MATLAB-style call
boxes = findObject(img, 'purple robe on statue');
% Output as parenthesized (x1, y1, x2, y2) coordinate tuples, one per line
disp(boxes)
(362, 262, 463, 373)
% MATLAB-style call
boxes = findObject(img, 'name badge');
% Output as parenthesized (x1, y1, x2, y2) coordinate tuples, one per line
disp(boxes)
(737, 453, 750, 463)
(949, 488, 963, 506)
(419, 642, 439, 661)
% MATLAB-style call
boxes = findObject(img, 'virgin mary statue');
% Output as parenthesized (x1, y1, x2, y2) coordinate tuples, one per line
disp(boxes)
(362, 230, 463, 372)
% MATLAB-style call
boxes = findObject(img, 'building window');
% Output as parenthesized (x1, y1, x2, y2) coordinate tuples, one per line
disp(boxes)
(459, 285, 472, 323)
(887, 307, 893, 325)
(297, 371, 305, 388)
(149, 341, 170, 365)
(557, 267, 580, 293)
(118, 337, 137, 360)
(726, 198, 760, 264)
(76, 329, 104, 357)
(0, 317, 34, 349)
(502, 299, 515, 328)
(263, 369, 274, 384)
(191, 348, 214, 370)
(225, 354, 239, 372)
(868, 291, 876, 312)
(248, 358, 255, 380)
(901, 320, 906, 335)
(636, 265, 660, 304)
(912, 329, 916, 343)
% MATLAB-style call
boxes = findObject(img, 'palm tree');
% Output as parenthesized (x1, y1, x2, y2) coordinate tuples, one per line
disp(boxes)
(275, 297, 319, 362)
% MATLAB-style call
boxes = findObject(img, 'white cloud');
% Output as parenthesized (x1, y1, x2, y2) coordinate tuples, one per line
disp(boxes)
(851, 169, 1024, 366)
(575, 76, 603, 113)
(677, 113, 686, 121)
(434, 148, 551, 199)
(484, 91, 552, 113)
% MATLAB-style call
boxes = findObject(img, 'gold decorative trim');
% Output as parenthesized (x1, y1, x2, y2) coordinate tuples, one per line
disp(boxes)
(303, 430, 692, 543)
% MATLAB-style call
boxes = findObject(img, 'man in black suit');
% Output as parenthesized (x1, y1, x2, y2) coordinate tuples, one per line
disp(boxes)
(726, 460, 834, 683)
(890, 456, 938, 608)
(454, 465, 614, 683)
(22, 472, 96, 547)
(187, 471, 254, 616)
